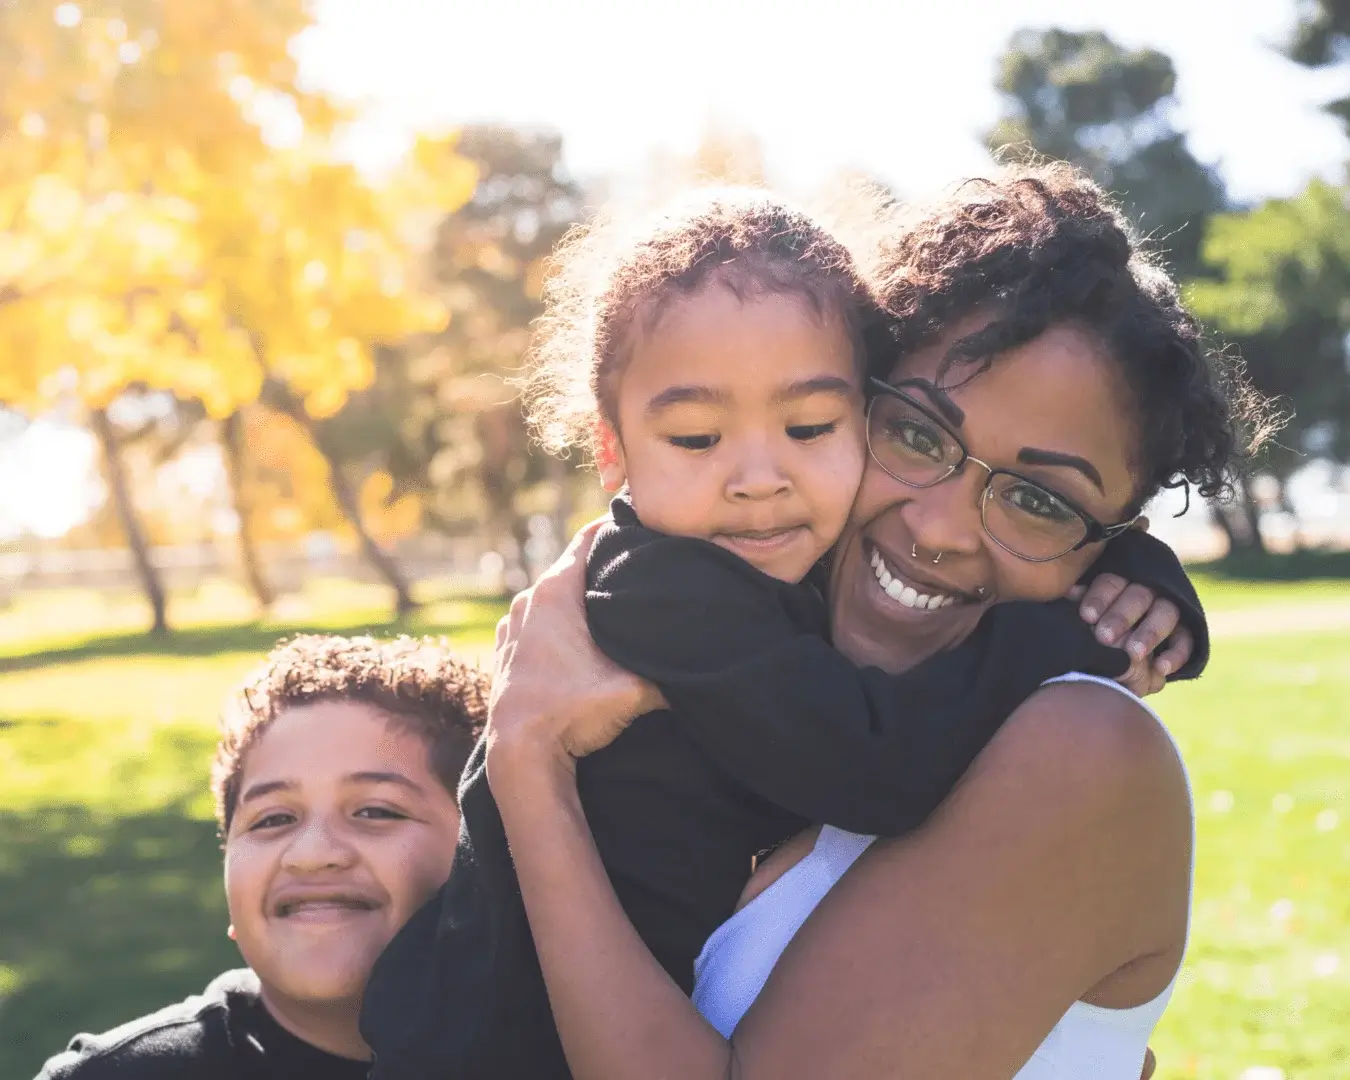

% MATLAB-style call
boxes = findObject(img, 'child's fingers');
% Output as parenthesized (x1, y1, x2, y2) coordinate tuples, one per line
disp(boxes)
(1076, 573, 1127, 624)
(1122, 597, 1181, 662)
(1152, 626, 1194, 679)
(1094, 582, 1156, 646)
(1066, 584, 1087, 602)
(1117, 656, 1166, 698)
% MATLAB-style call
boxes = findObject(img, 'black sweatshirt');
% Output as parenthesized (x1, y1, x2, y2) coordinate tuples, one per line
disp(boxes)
(361, 495, 1207, 1080)
(33, 969, 372, 1080)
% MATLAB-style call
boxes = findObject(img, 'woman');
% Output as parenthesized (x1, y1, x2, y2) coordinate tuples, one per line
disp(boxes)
(482, 165, 1269, 1079)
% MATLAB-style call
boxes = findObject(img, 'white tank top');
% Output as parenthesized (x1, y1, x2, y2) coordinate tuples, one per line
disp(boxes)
(691, 673, 1193, 1080)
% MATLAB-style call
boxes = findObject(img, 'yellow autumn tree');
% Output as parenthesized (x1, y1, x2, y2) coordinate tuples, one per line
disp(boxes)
(0, 1, 476, 627)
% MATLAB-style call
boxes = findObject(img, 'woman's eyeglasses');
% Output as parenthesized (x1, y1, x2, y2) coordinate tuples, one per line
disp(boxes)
(865, 378, 1139, 563)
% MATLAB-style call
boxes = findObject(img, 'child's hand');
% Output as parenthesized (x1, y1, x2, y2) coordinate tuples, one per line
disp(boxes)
(1068, 573, 1195, 697)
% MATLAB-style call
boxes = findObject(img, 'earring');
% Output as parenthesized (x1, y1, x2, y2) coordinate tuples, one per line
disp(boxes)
(911, 543, 918, 559)
(932, 551, 943, 565)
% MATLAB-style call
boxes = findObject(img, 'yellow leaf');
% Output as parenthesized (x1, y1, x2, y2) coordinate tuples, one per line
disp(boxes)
(304, 381, 348, 420)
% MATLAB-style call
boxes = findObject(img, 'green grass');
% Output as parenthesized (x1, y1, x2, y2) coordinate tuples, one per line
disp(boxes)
(0, 576, 1346, 1078)
(0, 582, 503, 1079)
(1188, 549, 1350, 612)
(1150, 629, 1350, 1079)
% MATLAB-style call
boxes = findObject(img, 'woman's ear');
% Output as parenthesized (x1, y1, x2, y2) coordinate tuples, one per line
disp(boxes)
(227, 924, 237, 941)
(594, 421, 626, 492)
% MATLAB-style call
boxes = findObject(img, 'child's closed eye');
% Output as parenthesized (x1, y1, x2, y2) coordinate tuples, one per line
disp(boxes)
(667, 434, 720, 451)
(786, 421, 837, 442)
(354, 805, 409, 822)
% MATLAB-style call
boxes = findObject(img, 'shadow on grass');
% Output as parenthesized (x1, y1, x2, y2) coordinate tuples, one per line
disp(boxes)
(0, 608, 504, 676)
(1195, 548, 1350, 583)
(0, 803, 238, 1080)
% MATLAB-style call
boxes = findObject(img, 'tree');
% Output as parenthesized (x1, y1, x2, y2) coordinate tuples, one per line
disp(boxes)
(1187, 179, 1350, 546)
(1288, 0, 1350, 137)
(0, 0, 322, 630)
(218, 407, 274, 607)
(0, 2, 476, 625)
(333, 126, 588, 591)
(986, 28, 1225, 279)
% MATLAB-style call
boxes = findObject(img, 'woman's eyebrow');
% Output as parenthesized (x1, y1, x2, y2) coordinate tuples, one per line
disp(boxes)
(897, 379, 965, 427)
(1017, 447, 1105, 492)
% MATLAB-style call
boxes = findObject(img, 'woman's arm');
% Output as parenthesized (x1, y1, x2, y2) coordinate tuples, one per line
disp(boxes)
(488, 676, 1190, 1080)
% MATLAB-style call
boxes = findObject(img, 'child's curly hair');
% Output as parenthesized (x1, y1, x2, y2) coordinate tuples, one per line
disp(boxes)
(524, 186, 881, 457)
(865, 162, 1280, 511)
(212, 634, 489, 836)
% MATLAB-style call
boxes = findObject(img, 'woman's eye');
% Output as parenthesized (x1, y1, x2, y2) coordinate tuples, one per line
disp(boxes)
(1004, 482, 1077, 522)
(786, 421, 837, 442)
(249, 812, 295, 831)
(887, 419, 945, 460)
(355, 806, 408, 821)
(668, 434, 719, 451)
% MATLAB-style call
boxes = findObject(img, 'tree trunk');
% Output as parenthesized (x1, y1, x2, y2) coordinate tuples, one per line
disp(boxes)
(1238, 475, 1268, 556)
(1209, 477, 1268, 556)
(1273, 475, 1303, 551)
(280, 403, 419, 616)
(90, 406, 169, 635)
(220, 410, 275, 610)
(476, 407, 527, 593)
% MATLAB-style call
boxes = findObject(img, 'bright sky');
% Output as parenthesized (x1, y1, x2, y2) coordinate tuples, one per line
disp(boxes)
(294, 0, 1345, 203)
(3, 0, 1346, 541)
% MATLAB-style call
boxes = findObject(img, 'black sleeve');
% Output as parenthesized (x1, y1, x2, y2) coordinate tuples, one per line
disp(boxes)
(586, 499, 1130, 838)
(1084, 528, 1209, 680)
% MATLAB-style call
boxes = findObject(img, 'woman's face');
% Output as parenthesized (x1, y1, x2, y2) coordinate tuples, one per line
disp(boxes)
(829, 312, 1142, 674)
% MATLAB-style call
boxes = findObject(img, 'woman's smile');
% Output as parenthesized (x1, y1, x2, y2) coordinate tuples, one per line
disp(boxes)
(865, 541, 988, 611)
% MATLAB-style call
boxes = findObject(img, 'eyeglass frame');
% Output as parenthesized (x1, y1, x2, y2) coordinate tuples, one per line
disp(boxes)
(864, 377, 1140, 563)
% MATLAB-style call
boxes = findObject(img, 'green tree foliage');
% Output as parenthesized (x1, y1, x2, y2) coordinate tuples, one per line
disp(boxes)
(1189, 179, 1350, 466)
(986, 28, 1225, 278)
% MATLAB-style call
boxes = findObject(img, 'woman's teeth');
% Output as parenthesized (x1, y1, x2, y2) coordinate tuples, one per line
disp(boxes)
(870, 547, 956, 611)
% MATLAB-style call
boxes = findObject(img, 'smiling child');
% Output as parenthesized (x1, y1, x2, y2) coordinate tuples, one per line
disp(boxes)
(35, 635, 487, 1080)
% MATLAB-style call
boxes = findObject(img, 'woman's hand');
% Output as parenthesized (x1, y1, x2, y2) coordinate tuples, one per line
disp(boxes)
(1069, 574, 1194, 697)
(487, 519, 668, 781)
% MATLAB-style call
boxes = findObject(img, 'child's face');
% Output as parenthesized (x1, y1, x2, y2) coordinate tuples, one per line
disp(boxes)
(223, 700, 460, 1015)
(602, 284, 866, 583)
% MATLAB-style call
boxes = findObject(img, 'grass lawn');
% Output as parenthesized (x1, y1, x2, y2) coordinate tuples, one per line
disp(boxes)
(1149, 628, 1349, 1079)
(0, 577, 1347, 1078)
(0, 582, 502, 1078)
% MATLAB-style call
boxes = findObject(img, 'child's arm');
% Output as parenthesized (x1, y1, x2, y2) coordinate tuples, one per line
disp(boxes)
(586, 508, 1131, 838)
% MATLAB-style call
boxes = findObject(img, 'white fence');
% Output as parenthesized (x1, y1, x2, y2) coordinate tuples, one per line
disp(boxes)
(0, 534, 499, 595)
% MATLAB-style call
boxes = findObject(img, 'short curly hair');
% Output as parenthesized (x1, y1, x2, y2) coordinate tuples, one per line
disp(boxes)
(524, 186, 881, 457)
(865, 162, 1278, 511)
(212, 634, 489, 836)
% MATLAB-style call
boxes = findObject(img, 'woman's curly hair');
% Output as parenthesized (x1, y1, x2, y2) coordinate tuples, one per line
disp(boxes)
(865, 162, 1279, 510)
(524, 186, 881, 457)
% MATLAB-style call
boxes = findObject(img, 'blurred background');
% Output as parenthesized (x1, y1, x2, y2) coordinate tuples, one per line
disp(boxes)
(0, 1, 1347, 1077)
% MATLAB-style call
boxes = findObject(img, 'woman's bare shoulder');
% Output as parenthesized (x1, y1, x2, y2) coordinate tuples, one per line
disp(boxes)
(731, 680, 1193, 1076)
(989, 678, 1189, 806)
